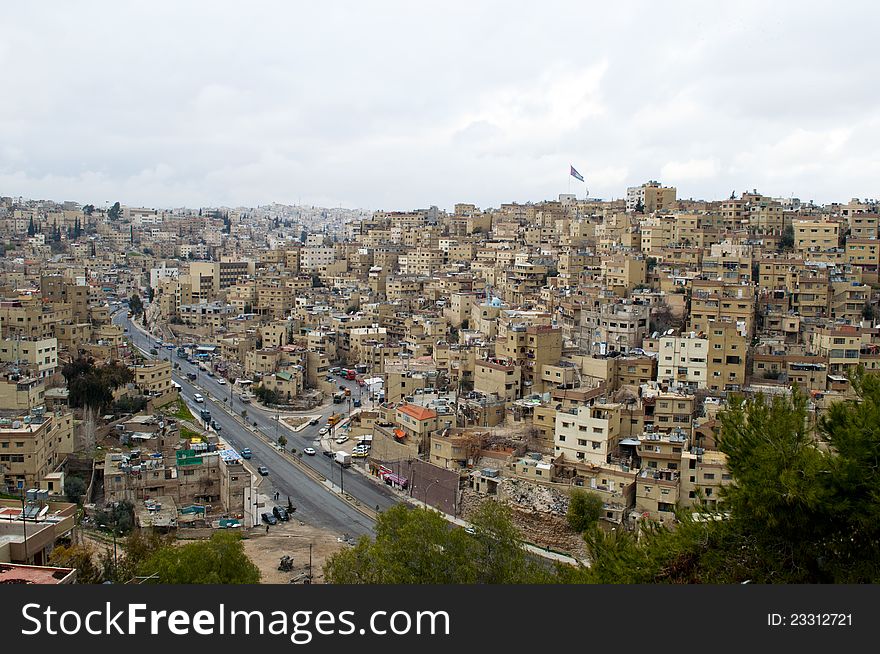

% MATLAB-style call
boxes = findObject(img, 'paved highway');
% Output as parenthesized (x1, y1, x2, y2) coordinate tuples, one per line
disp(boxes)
(113, 311, 402, 537)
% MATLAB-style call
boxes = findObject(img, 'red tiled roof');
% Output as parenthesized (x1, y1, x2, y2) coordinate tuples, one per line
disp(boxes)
(398, 403, 437, 421)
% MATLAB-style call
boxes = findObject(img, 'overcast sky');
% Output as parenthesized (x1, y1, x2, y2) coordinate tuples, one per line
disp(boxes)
(1, 1, 878, 211)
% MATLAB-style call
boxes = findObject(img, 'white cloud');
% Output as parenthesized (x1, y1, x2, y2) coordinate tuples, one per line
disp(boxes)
(661, 158, 721, 182)
(1, 1, 879, 209)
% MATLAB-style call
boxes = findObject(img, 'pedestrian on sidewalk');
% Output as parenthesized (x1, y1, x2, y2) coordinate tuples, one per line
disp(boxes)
(266, 524, 270, 534)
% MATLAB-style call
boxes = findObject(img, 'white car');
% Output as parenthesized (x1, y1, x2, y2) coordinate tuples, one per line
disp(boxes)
(303, 447, 316, 456)
(193, 394, 204, 403)
(335, 435, 349, 445)
(319, 427, 329, 436)
(217, 379, 227, 385)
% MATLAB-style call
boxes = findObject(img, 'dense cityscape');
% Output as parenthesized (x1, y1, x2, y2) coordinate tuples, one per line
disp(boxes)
(0, 183, 878, 584)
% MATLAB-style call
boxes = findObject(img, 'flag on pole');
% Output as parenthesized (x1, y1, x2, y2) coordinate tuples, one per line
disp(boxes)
(570, 165, 584, 182)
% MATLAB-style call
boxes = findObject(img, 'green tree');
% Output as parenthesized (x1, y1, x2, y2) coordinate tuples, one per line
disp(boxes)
(27, 217, 35, 236)
(278, 434, 288, 448)
(49, 543, 105, 584)
(779, 223, 794, 251)
(567, 488, 604, 532)
(108, 201, 121, 221)
(324, 502, 547, 584)
(64, 476, 87, 504)
(139, 531, 260, 584)
(129, 294, 144, 316)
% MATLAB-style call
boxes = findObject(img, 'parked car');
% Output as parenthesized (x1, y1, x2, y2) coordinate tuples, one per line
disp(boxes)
(261, 512, 277, 525)
(258, 466, 269, 476)
(273, 506, 289, 521)
(303, 447, 316, 456)
(351, 450, 369, 458)
(335, 435, 349, 445)
(211, 420, 222, 431)
(217, 378, 226, 385)
(322, 450, 334, 458)
(319, 427, 329, 436)
(240, 448, 252, 459)
(149, 348, 159, 355)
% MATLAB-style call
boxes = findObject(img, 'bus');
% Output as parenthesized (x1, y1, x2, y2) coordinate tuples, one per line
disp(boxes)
(345, 369, 356, 380)
(333, 392, 345, 404)
(327, 414, 342, 427)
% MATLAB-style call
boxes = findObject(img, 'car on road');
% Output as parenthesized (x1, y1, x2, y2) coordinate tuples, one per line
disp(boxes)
(322, 450, 334, 458)
(149, 348, 159, 355)
(193, 393, 204, 403)
(217, 378, 226, 384)
(261, 512, 277, 525)
(186, 372, 197, 380)
(464, 526, 476, 535)
(258, 466, 269, 476)
(240, 448, 252, 459)
(273, 506, 289, 521)
(309, 418, 320, 426)
(318, 427, 329, 436)
(303, 447, 316, 456)
(212, 420, 222, 431)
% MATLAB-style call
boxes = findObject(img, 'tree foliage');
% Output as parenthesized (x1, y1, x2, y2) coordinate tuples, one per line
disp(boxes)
(253, 384, 282, 405)
(95, 500, 136, 535)
(64, 476, 87, 504)
(129, 294, 144, 316)
(779, 223, 794, 251)
(324, 502, 550, 584)
(567, 489, 604, 533)
(138, 531, 260, 584)
(62, 358, 134, 411)
(577, 378, 880, 583)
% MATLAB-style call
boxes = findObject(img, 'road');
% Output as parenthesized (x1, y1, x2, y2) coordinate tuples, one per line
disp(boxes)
(113, 311, 401, 537)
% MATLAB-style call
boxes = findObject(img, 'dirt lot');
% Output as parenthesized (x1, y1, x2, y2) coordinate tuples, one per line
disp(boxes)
(241, 521, 348, 584)
(279, 415, 310, 431)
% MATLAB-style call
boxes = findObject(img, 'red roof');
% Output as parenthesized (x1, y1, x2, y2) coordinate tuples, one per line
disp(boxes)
(398, 403, 437, 421)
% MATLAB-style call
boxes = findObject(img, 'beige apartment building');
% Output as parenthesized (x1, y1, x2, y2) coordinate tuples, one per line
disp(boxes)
(0, 338, 58, 378)
(794, 219, 840, 254)
(0, 410, 74, 494)
(554, 403, 622, 466)
(810, 326, 861, 375)
(474, 359, 521, 402)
